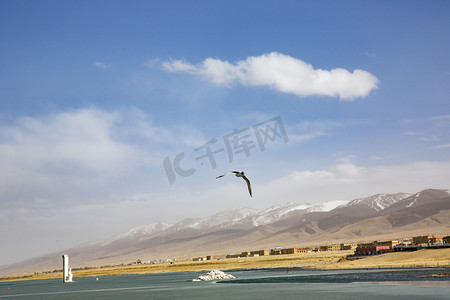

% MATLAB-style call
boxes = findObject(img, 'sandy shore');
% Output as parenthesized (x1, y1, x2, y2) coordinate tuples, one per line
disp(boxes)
(1, 249, 449, 282)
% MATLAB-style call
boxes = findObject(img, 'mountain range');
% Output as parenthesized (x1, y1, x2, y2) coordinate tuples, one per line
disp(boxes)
(1, 188, 449, 276)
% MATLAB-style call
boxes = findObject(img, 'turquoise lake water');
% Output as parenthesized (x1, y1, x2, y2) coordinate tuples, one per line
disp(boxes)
(1, 268, 449, 299)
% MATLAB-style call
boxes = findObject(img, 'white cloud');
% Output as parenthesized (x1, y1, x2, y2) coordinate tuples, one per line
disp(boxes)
(94, 62, 112, 69)
(1, 108, 133, 171)
(419, 135, 438, 142)
(402, 130, 425, 136)
(122, 108, 206, 148)
(362, 51, 376, 57)
(0, 108, 206, 206)
(431, 114, 450, 121)
(161, 52, 379, 100)
(143, 57, 161, 68)
(3, 158, 450, 266)
(159, 161, 449, 227)
(0, 194, 176, 265)
(223, 161, 450, 207)
(287, 120, 343, 143)
(399, 114, 450, 147)
(431, 114, 450, 128)
(167, 160, 450, 215)
(336, 154, 358, 164)
(0, 108, 142, 204)
(331, 163, 365, 178)
(433, 143, 450, 149)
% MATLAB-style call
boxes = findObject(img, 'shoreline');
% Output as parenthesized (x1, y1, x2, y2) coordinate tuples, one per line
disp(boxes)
(1, 249, 449, 282)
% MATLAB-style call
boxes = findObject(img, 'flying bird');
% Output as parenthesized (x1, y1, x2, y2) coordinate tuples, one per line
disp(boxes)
(216, 171, 252, 197)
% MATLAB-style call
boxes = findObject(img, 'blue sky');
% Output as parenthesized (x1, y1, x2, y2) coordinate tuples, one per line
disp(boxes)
(1, 0, 450, 266)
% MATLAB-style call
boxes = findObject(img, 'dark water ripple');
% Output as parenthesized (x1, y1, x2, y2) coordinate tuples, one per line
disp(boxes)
(219, 268, 450, 284)
(1, 268, 448, 299)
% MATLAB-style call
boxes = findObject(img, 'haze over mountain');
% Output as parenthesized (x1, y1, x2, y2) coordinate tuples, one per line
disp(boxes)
(1, 188, 449, 276)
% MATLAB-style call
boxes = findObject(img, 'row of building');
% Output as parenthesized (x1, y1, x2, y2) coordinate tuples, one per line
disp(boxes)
(192, 235, 450, 261)
(354, 235, 450, 256)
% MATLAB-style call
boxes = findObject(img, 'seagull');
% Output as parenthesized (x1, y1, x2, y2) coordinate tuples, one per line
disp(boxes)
(216, 171, 252, 197)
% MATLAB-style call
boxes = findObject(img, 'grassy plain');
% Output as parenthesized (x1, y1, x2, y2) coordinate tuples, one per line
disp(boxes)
(1, 249, 449, 282)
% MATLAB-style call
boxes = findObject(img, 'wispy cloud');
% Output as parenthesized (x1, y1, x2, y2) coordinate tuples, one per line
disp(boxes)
(250, 161, 450, 206)
(189, 161, 450, 212)
(0, 108, 141, 205)
(401, 131, 438, 142)
(431, 114, 450, 121)
(0, 108, 206, 206)
(287, 120, 344, 143)
(94, 62, 112, 69)
(161, 52, 379, 101)
(399, 114, 450, 148)
(362, 51, 376, 57)
(433, 143, 450, 149)
(431, 114, 450, 127)
(419, 135, 439, 142)
(402, 130, 425, 136)
(336, 154, 359, 164)
(143, 57, 160, 68)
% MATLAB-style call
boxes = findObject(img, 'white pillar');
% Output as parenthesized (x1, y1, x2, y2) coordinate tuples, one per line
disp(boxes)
(62, 254, 69, 283)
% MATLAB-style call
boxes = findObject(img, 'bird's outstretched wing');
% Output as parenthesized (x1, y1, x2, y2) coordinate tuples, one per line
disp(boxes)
(242, 175, 252, 197)
(216, 171, 238, 179)
(216, 171, 252, 197)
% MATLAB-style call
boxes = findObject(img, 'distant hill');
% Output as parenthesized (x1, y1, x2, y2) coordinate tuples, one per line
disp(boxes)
(1, 188, 449, 276)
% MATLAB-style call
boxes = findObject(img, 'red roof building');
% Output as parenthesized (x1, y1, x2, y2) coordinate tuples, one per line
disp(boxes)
(355, 245, 392, 256)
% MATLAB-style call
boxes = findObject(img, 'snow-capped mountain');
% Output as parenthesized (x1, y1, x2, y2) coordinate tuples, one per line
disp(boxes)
(105, 207, 262, 243)
(307, 200, 349, 212)
(384, 189, 450, 213)
(3, 188, 448, 275)
(168, 202, 316, 231)
(96, 190, 446, 248)
(106, 201, 350, 243)
(166, 207, 260, 233)
(103, 222, 173, 245)
(336, 193, 412, 215)
(250, 203, 311, 226)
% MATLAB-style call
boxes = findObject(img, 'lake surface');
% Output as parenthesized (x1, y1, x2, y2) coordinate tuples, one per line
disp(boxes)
(1, 268, 449, 299)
